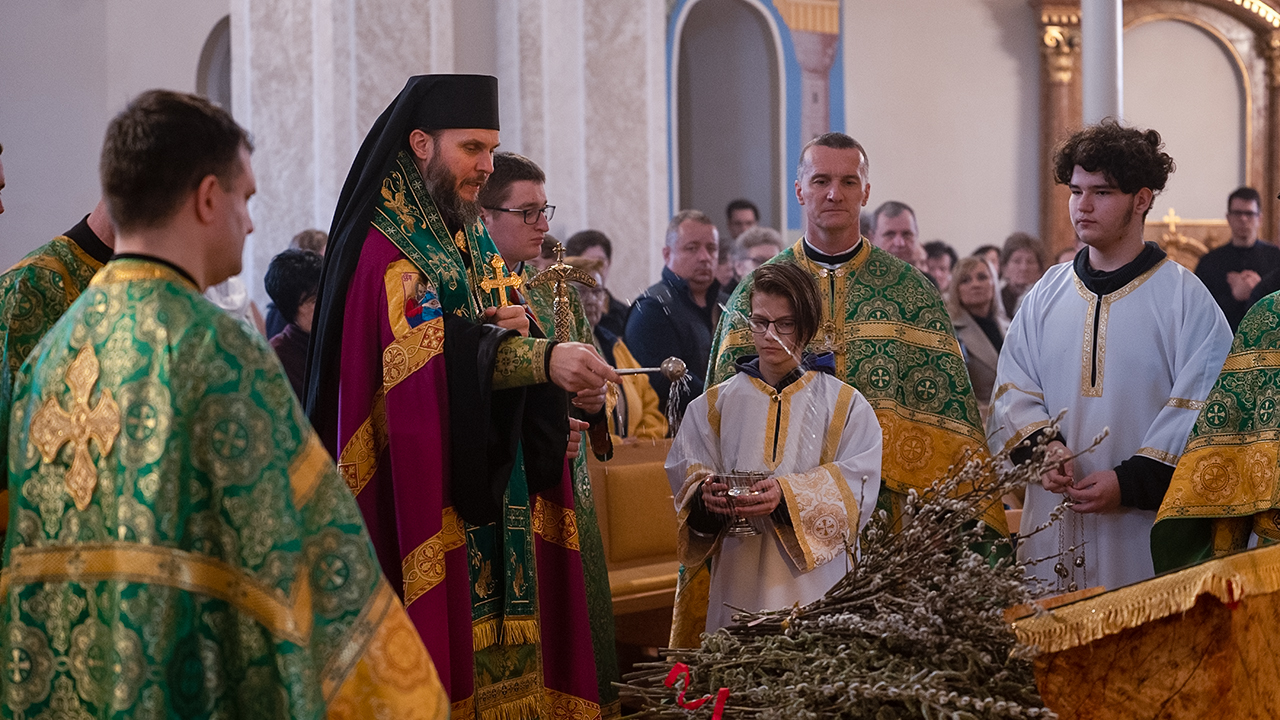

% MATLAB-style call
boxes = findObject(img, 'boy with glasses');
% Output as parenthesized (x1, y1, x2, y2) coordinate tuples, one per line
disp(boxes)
(666, 260, 882, 637)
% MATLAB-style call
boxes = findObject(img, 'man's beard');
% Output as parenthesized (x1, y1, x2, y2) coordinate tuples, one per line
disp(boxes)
(423, 152, 483, 232)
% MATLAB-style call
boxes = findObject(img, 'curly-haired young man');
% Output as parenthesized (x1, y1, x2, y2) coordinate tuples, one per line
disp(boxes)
(987, 119, 1232, 593)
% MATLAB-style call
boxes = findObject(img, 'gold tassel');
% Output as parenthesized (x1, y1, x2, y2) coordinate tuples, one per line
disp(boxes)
(1013, 543, 1280, 654)
(472, 616, 500, 651)
(481, 693, 541, 720)
(500, 616, 540, 645)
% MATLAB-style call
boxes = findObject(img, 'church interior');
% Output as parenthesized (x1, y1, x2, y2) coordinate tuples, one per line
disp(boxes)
(2, 0, 1271, 303)
(3, 1, 1280, 714)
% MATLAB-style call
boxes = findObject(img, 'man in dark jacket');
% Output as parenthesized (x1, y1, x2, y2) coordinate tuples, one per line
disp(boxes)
(625, 209, 721, 414)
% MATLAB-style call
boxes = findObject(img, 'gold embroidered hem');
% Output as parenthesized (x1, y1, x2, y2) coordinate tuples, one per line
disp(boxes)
(546, 687, 603, 720)
(402, 507, 467, 605)
(775, 463, 857, 572)
(1011, 542, 1280, 654)
(992, 382, 1043, 404)
(998, 419, 1052, 455)
(1157, 438, 1280, 520)
(668, 561, 711, 648)
(820, 385, 856, 463)
(338, 391, 387, 495)
(476, 671, 543, 720)
(289, 433, 329, 507)
(532, 496, 581, 551)
(1165, 397, 1206, 411)
(325, 582, 450, 720)
(6, 542, 315, 645)
(1136, 446, 1179, 466)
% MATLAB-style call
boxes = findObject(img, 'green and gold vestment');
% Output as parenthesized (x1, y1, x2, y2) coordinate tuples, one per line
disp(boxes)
(521, 266, 620, 719)
(0, 222, 111, 502)
(1155, 292, 1280, 572)
(1, 258, 447, 718)
(708, 240, 1005, 532)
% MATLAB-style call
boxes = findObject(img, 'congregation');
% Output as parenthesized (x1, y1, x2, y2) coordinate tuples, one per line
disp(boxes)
(4, 70, 1280, 720)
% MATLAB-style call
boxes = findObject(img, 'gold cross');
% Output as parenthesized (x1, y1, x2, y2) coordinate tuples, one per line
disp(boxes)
(527, 242, 596, 342)
(1162, 207, 1181, 235)
(29, 346, 121, 511)
(478, 254, 524, 307)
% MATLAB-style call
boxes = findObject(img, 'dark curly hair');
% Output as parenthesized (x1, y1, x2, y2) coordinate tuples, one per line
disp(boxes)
(1053, 119, 1174, 202)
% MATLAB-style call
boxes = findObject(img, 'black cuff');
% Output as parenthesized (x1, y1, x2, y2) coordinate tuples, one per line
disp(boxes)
(769, 494, 793, 527)
(542, 340, 559, 383)
(1009, 427, 1066, 467)
(1115, 455, 1175, 511)
(571, 404, 608, 425)
(686, 486, 727, 535)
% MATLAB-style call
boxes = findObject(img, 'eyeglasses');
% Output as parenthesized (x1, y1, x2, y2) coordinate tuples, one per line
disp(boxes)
(485, 205, 556, 225)
(1228, 210, 1260, 218)
(747, 316, 796, 335)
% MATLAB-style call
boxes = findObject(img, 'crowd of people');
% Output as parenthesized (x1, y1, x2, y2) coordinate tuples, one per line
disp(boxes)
(5, 72, 1280, 719)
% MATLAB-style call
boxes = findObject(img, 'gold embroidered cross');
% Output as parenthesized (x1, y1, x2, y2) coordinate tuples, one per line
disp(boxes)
(479, 254, 524, 307)
(29, 346, 120, 511)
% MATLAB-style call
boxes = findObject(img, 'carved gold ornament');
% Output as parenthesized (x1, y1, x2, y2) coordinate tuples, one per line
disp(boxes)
(29, 346, 121, 511)
(478, 254, 524, 308)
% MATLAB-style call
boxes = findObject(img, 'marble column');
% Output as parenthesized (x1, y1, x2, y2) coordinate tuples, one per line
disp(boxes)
(231, 0, 455, 304)
(1037, 2, 1083, 258)
(1080, 0, 1122, 123)
(792, 31, 839, 143)
(775, 0, 840, 145)
(496, 0, 669, 301)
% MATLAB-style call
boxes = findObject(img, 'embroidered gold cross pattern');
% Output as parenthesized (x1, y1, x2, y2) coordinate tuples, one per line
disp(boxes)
(29, 346, 121, 511)
(479, 254, 523, 307)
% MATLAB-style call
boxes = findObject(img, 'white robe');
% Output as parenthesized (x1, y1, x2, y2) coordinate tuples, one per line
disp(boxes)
(666, 369, 882, 631)
(988, 257, 1231, 592)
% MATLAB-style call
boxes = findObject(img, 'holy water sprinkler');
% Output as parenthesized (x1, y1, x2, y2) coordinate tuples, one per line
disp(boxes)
(614, 356, 687, 382)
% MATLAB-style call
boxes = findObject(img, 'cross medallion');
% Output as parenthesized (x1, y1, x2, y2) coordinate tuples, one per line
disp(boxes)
(29, 346, 121, 511)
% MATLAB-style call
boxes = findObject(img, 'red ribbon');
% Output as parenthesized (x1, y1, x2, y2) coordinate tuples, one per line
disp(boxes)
(665, 662, 730, 718)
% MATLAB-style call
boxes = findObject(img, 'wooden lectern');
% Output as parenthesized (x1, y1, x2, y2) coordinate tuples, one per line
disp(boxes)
(1012, 543, 1280, 718)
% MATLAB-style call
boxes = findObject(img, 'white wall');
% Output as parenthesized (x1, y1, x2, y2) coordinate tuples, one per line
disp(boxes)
(0, 0, 230, 271)
(842, 0, 1042, 254)
(1124, 19, 1244, 221)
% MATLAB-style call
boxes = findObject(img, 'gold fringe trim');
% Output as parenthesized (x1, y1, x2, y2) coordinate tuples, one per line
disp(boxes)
(500, 616, 540, 645)
(482, 693, 541, 720)
(1012, 542, 1280, 654)
(473, 616, 500, 651)
(451, 696, 476, 720)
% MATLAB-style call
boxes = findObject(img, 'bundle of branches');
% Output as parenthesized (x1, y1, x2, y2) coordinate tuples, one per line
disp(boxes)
(619, 425, 1079, 720)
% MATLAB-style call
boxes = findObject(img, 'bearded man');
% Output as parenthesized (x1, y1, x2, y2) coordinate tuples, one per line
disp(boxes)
(306, 75, 619, 719)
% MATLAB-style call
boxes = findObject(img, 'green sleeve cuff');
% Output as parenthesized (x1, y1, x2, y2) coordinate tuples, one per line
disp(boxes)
(492, 337, 553, 389)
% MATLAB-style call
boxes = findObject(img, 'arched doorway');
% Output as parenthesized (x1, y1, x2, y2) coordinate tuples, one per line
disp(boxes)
(1124, 18, 1247, 220)
(197, 15, 232, 112)
(674, 0, 784, 237)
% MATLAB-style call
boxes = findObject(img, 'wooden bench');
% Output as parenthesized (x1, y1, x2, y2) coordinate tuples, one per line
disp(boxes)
(587, 438, 680, 622)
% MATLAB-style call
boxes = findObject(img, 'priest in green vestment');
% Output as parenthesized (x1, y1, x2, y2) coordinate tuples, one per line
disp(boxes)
(2, 89, 446, 719)
(692, 133, 1006, 644)
(479, 151, 620, 718)
(0, 201, 115, 522)
(1153, 291, 1280, 572)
